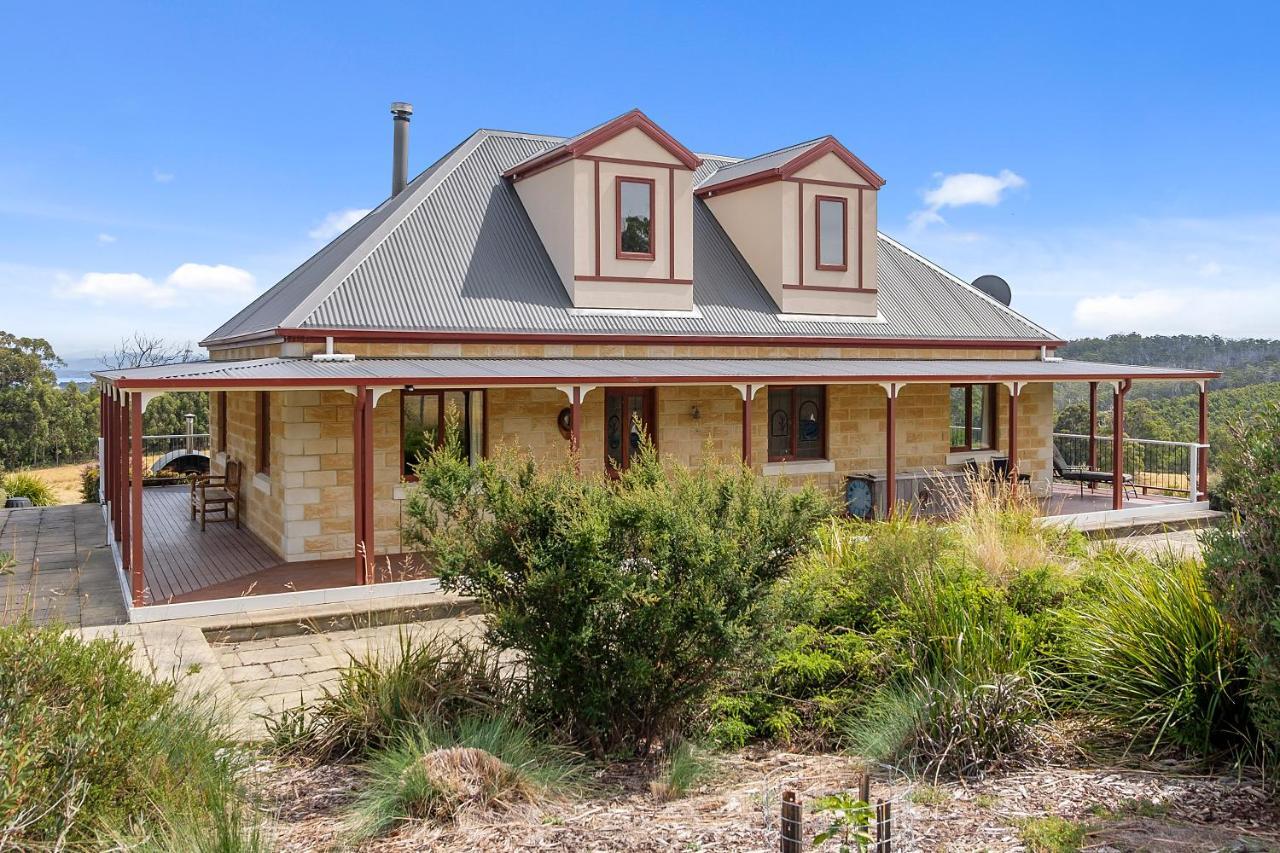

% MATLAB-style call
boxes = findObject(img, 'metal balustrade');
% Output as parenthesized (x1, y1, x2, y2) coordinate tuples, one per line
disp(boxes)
(1053, 432, 1209, 502)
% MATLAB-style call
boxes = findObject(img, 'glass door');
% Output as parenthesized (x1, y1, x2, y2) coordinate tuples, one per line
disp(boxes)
(604, 388, 656, 473)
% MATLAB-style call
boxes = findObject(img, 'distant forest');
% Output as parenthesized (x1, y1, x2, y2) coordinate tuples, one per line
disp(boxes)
(1054, 334, 1280, 450)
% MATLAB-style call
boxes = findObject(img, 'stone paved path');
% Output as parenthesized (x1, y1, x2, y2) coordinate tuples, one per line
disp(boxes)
(1107, 528, 1205, 559)
(0, 503, 127, 627)
(211, 614, 485, 722)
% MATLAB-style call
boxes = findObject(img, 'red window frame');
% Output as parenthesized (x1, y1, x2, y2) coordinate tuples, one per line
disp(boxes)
(767, 385, 827, 462)
(815, 195, 848, 271)
(949, 383, 998, 452)
(216, 391, 227, 454)
(255, 391, 270, 474)
(615, 176, 657, 261)
(400, 389, 487, 479)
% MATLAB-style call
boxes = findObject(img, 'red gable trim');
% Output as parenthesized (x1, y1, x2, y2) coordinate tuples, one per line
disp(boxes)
(503, 109, 703, 180)
(696, 136, 886, 199)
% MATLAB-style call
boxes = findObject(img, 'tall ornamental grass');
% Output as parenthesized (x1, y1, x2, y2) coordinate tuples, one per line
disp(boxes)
(1057, 553, 1251, 755)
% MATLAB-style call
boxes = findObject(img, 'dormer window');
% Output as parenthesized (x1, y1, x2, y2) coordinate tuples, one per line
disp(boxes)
(816, 196, 847, 271)
(616, 177, 655, 260)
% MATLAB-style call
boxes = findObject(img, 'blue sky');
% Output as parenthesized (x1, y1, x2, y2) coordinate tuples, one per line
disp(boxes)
(3, 1, 1279, 359)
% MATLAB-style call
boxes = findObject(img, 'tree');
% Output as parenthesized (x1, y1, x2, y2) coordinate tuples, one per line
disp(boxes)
(0, 332, 65, 467)
(100, 333, 208, 435)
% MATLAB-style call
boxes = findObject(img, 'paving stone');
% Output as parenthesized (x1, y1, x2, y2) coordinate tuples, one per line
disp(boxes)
(225, 663, 273, 683)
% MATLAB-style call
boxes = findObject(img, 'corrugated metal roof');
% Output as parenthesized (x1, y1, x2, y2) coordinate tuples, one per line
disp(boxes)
(203, 129, 1058, 347)
(95, 357, 1218, 388)
(694, 137, 826, 190)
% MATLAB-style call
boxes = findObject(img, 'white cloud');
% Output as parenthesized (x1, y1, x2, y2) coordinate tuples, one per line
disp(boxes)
(911, 169, 1027, 230)
(97, 232, 117, 244)
(166, 262, 256, 296)
(898, 214, 1280, 337)
(152, 168, 175, 183)
(61, 263, 256, 309)
(66, 272, 176, 307)
(309, 208, 371, 241)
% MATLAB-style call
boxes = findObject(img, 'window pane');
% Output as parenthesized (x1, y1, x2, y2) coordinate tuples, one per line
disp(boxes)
(818, 198, 845, 267)
(768, 389, 793, 459)
(619, 180, 652, 255)
(606, 393, 624, 470)
(971, 385, 992, 450)
(403, 393, 439, 475)
(628, 393, 646, 460)
(950, 386, 967, 449)
(796, 386, 824, 459)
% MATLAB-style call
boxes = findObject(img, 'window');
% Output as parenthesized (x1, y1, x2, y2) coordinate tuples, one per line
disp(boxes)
(767, 386, 826, 461)
(616, 177, 655, 259)
(815, 195, 847, 271)
(401, 389, 485, 477)
(216, 391, 227, 454)
(256, 392, 271, 474)
(949, 384, 996, 452)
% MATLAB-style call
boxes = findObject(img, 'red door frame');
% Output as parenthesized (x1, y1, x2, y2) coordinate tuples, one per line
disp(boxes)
(604, 387, 657, 473)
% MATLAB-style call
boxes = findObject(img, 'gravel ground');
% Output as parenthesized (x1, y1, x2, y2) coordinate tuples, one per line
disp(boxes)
(255, 748, 1279, 851)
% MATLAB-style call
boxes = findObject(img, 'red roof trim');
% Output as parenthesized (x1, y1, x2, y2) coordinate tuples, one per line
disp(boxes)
(503, 109, 703, 180)
(106, 368, 1222, 391)
(696, 136, 886, 199)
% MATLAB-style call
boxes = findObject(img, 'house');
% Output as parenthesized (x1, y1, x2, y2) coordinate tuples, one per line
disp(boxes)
(94, 106, 1219, 621)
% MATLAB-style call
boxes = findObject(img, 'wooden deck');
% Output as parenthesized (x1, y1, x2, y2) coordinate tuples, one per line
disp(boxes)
(1038, 480, 1184, 517)
(139, 485, 430, 604)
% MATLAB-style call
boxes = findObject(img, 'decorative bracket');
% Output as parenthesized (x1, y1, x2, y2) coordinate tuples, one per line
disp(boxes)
(732, 383, 764, 401)
(555, 385, 597, 402)
(1002, 381, 1026, 397)
(877, 382, 902, 399)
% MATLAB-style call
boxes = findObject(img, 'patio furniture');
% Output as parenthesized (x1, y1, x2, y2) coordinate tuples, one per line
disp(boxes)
(190, 459, 241, 531)
(1052, 445, 1136, 499)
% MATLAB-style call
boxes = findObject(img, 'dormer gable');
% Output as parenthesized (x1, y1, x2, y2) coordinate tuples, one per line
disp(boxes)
(697, 136, 884, 317)
(505, 110, 701, 312)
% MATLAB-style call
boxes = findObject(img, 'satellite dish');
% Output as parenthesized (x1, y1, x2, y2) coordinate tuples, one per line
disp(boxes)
(971, 274, 1012, 306)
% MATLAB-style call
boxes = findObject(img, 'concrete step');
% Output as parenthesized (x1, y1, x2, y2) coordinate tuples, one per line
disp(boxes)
(1078, 509, 1226, 540)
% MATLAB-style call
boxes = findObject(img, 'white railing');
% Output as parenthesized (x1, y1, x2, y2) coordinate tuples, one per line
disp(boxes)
(1052, 433, 1209, 502)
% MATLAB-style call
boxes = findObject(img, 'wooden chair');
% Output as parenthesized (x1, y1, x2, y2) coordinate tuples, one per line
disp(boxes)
(190, 459, 242, 531)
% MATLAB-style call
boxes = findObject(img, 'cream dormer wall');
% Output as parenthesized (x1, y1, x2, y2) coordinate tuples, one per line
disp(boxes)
(511, 115, 698, 312)
(701, 141, 882, 317)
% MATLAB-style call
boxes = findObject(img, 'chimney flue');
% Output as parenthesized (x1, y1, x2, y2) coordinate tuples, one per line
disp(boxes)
(390, 102, 413, 196)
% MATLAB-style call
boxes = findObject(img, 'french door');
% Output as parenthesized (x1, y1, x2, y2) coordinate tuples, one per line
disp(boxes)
(604, 388, 656, 473)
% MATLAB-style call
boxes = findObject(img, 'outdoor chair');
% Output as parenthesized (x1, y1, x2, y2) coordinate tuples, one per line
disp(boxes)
(1052, 445, 1136, 499)
(190, 458, 241, 531)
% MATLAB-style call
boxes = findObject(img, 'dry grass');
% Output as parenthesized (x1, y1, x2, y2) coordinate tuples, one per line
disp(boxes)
(949, 477, 1061, 582)
(13, 463, 89, 505)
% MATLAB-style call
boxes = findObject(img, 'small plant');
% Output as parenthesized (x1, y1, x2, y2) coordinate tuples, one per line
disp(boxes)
(907, 784, 948, 806)
(1019, 815, 1084, 852)
(812, 791, 874, 852)
(265, 702, 315, 756)
(0, 550, 14, 575)
(649, 739, 714, 801)
(346, 714, 585, 841)
(1, 471, 57, 506)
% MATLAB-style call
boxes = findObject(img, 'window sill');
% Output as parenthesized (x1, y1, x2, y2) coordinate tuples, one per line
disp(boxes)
(252, 473, 272, 495)
(761, 459, 836, 477)
(945, 449, 1002, 466)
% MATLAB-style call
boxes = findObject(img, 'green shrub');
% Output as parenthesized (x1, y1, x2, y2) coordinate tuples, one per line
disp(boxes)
(80, 464, 100, 503)
(1203, 403, 1280, 756)
(0, 622, 260, 847)
(1058, 554, 1251, 755)
(266, 630, 511, 761)
(404, 434, 830, 756)
(1019, 815, 1084, 852)
(346, 714, 584, 841)
(1, 471, 56, 506)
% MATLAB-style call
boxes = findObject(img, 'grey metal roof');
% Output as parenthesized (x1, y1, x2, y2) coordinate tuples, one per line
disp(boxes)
(694, 137, 827, 191)
(96, 357, 1218, 388)
(202, 129, 1059, 347)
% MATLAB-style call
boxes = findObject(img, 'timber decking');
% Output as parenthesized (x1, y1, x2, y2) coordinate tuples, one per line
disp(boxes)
(140, 485, 430, 604)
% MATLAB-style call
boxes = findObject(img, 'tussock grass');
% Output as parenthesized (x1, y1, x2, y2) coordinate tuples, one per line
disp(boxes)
(266, 630, 512, 761)
(649, 739, 715, 801)
(1057, 553, 1252, 756)
(346, 714, 585, 841)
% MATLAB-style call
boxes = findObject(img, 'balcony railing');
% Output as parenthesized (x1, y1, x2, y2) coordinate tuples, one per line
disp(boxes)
(1052, 433, 1209, 502)
(140, 433, 211, 472)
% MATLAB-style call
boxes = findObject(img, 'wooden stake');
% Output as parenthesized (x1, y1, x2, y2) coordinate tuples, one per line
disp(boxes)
(780, 790, 803, 853)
